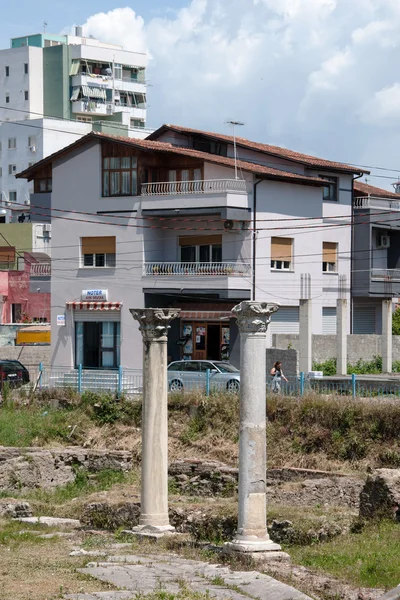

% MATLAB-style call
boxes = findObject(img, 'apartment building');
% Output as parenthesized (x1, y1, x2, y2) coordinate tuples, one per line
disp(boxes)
(0, 28, 149, 219)
(352, 181, 400, 333)
(18, 127, 366, 371)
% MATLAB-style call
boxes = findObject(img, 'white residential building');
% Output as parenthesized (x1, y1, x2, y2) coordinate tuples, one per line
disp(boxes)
(18, 126, 368, 372)
(0, 28, 150, 220)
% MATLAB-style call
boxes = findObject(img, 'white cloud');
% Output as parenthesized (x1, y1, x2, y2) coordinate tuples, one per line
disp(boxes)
(80, 0, 400, 189)
(360, 83, 400, 123)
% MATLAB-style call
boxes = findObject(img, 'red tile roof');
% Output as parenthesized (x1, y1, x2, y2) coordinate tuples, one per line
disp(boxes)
(17, 131, 327, 187)
(148, 124, 368, 175)
(354, 181, 400, 199)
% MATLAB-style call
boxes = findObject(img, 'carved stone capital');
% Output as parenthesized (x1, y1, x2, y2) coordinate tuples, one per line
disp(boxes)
(130, 308, 181, 341)
(232, 301, 280, 334)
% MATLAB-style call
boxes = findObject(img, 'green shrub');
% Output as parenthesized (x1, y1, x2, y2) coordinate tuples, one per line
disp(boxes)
(81, 391, 141, 426)
(312, 358, 337, 376)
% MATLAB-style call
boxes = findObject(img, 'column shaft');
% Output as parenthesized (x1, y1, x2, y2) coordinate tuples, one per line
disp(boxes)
(336, 299, 347, 376)
(382, 300, 393, 374)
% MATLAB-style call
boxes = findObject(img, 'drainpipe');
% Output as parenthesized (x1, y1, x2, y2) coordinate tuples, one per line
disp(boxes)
(252, 179, 263, 301)
(351, 172, 364, 333)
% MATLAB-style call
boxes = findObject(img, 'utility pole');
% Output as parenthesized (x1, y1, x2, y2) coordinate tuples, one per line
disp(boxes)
(226, 120, 244, 180)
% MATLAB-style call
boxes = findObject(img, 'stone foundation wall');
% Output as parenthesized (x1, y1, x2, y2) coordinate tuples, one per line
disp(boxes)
(0, 446, 132, 492)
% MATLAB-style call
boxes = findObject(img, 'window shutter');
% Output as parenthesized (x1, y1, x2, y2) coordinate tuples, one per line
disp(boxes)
(323, 242, 337, 263)
(271, 237, 293, 260)
(82, 237, 116, 255)
(0, 246, 16, 263)
(179, 235, 222, 246)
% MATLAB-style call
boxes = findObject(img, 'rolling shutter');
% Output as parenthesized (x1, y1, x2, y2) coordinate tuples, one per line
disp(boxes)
(81, 237, 116, 254)
(269, 306, 299, 334)
(322, 242, 337, 264)
(322, 307, 337, 334)
(353, 307, 376, 334)
(271, 237, 293, 261)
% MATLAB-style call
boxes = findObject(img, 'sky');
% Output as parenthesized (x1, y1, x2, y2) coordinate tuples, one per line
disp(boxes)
(2, 0, 400, 189)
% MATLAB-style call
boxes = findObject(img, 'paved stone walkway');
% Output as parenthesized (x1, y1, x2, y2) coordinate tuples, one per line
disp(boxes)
(65, 553, 313, 600)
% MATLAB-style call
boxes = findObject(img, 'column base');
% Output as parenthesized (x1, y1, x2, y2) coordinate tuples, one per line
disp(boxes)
(122, 524, 176, 541)
(223, 537, 290, 563)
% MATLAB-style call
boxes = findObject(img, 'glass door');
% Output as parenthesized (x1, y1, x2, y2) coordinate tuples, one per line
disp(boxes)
(193, 324, 207, 360)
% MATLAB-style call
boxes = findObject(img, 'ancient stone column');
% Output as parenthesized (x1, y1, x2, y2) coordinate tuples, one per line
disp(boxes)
(225, 301, 288, 560)
(130, 308, 180, 533)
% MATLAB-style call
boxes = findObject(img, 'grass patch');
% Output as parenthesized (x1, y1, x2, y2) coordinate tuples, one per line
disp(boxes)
(290, 520, 400, 589)
(0, 403, 92, 447)
(25, 468, 129, 509)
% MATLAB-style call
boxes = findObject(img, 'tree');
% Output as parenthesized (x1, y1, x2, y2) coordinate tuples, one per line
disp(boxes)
(392, 307, 400, 335)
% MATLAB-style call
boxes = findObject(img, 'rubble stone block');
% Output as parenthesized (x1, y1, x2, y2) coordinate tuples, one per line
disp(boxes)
(359, 469, 400, 521)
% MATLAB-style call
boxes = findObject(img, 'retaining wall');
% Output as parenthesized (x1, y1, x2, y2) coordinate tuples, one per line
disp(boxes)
(272, 334, 400, 364)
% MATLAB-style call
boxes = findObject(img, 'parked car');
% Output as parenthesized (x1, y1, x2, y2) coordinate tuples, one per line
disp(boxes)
(0, 360, 30, 389)
(167, 360, 240, 392)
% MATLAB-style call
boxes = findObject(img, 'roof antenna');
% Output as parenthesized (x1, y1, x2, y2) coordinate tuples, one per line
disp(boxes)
(226, 120, 244, 180)
(43, 22, 48, 33)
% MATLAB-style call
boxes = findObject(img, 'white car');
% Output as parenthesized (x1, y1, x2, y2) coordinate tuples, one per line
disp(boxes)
(167, 360, 240, 393)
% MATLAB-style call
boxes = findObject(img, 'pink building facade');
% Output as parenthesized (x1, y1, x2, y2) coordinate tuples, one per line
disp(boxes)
(0, 254, 50, 323)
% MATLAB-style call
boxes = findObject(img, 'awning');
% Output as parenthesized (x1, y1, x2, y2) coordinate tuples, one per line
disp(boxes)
(70, 87, 80, 101)
(66, 301, 122, 311)
(81, 85, 107, 100)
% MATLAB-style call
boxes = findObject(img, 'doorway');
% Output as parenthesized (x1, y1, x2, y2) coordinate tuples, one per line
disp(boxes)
(207, 325, 220, 360)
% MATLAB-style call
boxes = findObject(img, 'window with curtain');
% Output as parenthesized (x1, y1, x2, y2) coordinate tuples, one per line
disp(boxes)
(323, 242, 338, 272)
(102, 156, 137, 197)
(81, 236, 116, 268)
(271, 237, 293, 270)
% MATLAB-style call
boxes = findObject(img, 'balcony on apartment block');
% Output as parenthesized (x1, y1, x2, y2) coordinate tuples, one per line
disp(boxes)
(71, 74, 145, 94)
(71, 100, 146, 119)
(142, 260, 252, 293)
(140, 178, 250, 216)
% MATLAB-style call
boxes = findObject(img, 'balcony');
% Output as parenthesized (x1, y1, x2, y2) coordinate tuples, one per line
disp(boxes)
(143, 261, 251, 294)
(140, 179, 249, 215)
(371, 269, 400, 281)
(143, 262, 251, 277)
(31, 263, 51, 277)
(354, 196, 400, 211)
(71, 101, 145, 119)
(71, 74, 145, 93)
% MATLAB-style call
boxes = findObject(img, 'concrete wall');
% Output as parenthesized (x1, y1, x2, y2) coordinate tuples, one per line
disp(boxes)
(273, 333, 400, 364)
(0, 345, 51, 379)
(266, 348, 298, 377)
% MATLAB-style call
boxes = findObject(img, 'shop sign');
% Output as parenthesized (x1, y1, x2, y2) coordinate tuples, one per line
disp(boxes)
(57, 314, 66, 327)
(81, 289, 108, 301)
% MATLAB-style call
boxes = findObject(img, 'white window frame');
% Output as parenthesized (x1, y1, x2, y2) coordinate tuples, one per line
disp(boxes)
(8, 138, 16, 150)
(82, 253, 116, 268)
(271, 260, 292, 271)
(8, 164, 16, 175)
(322, 242, 338, 273)
(9, 191, 17, 203)
(28, 135, 36, 147)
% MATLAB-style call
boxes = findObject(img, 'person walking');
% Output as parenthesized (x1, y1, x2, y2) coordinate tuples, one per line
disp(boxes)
(270, 361, 288, 393)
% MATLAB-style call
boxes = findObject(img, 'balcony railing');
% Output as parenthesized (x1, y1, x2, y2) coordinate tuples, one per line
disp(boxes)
(143, 262, 251, 277)
(141, 179, 247, 196)
(31, 263, 51, 276)
(371, 269, 400, 281)
(354, 196, 400, 211)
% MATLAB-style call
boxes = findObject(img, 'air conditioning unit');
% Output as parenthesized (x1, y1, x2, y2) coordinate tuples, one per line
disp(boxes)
(29, 146, 36, 153)
(379, 235, 390, 249)
(24, 200, 29, 205)
(223, 219, 250, 232)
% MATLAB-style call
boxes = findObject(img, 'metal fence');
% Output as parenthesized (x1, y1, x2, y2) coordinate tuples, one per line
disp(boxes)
(34, 365, 400, 398)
